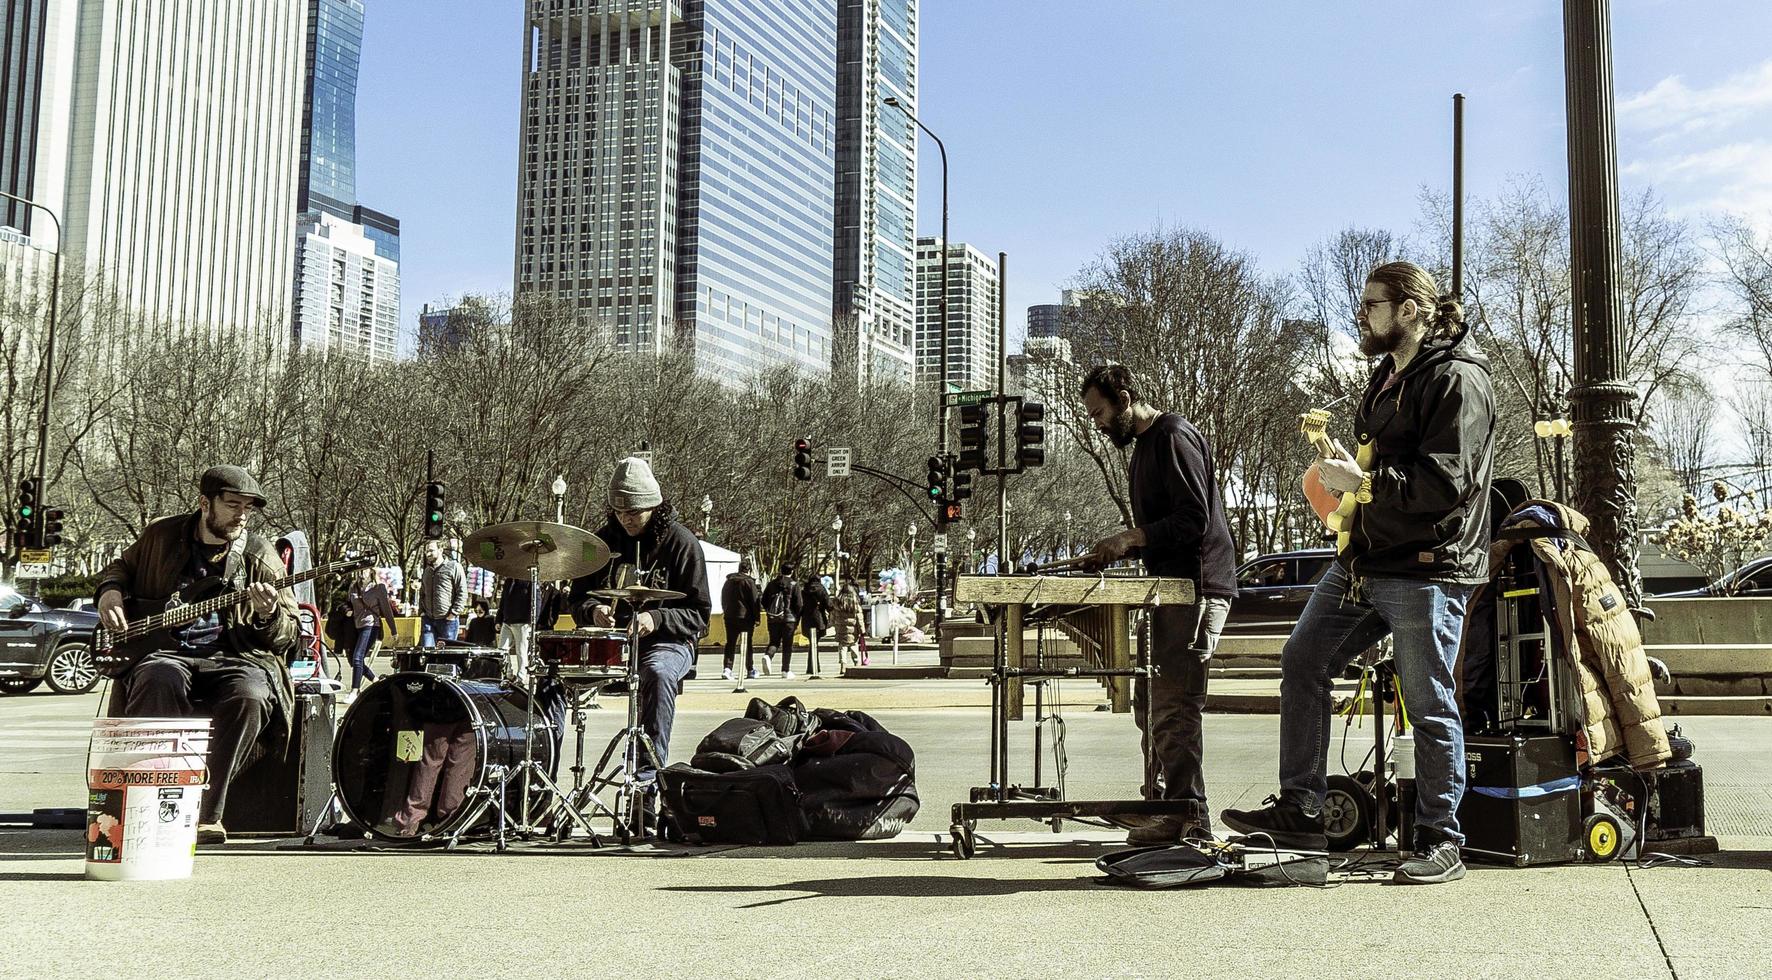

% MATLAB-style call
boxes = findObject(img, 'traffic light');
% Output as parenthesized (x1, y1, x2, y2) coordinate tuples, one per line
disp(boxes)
(925, 455, 949, 500)
(15, 478, 39, 548)
(424, 481, 447, 539)
(944, 501, 963, 524)
(1016, 401, 1047, 469)
(39, 506, 64, 547)
(952, 470, 974, 501)
(793, 438, 813, 481)
(957, 404, 989, 471)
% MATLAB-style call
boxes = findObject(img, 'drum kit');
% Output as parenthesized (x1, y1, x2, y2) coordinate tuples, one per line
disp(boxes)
(325, 519, 685, 850)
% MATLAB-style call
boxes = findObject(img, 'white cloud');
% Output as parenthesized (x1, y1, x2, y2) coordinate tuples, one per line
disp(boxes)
(1619, 60, 1772, 136)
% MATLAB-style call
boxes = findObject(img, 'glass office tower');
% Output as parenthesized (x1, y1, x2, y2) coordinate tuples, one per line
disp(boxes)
(300, 0, 363, 219)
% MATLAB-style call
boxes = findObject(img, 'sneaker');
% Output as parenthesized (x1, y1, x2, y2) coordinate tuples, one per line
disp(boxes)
(1394, 840, 1466, 885)
(721, 668, 734, 681)
(762, 655, 775, 676)
(1220, 795, 1327, 850)
(782, 670, 795, 679)
(195, 822, 228, 845)
(860, 655, 870, 666)
(747, 669, 758, 679)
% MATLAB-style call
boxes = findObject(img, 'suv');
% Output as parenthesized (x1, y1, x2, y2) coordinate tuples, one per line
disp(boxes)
(0, 584, 101, 695)
(1224, 548, 1336, 636)
(1652, 555, 1772, 598)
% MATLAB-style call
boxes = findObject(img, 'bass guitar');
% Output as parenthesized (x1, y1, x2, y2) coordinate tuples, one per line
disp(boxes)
(1299, 408, 1374, 553)
(93, 554, 374, 677)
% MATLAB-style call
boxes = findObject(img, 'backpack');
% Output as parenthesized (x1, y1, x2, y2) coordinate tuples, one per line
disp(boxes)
(765, 582, 790, 619)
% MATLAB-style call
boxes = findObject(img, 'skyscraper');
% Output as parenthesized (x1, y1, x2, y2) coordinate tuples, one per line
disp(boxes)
(515, 0, 838, 379)
(915, 237, 998, 392)
(293, 0, 401, 362)
(3, 0, 308, 333)
(832, 0, 916, 386)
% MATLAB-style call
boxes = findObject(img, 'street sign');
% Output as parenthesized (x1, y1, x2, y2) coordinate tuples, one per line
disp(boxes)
(15, 562, 54, 579)
(943, 389, 993, 407)
(19, 548, 51, 564)
(827, 447, 852, 478)
(633, 450, 654, 464)
(933, 533, 948, 553)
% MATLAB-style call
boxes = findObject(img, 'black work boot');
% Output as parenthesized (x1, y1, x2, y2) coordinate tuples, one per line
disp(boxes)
(1220, 795, 1327, 850)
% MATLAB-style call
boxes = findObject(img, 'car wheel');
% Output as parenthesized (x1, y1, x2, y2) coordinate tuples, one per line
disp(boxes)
(0, 677, 44, 695)
(45, 643, 101, 694)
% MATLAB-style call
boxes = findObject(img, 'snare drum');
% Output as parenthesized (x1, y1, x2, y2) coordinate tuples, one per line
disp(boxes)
(535, 629, 628, 677)
(392, 646, 505, 680)
(332, 672, 557, 840)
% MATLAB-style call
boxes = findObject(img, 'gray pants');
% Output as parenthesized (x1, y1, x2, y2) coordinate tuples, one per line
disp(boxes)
(1135, 596, 1232, 809)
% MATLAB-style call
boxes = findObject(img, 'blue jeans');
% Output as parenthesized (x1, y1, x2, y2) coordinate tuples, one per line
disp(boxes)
(349, 626, 379, 691)
(636, 640, 695, 779)
(1278, 562, 1474, 843)
(420, 617, 458, 648)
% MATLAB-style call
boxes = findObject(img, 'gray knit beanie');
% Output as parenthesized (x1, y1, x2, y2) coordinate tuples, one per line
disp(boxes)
(609, 456, 663, 510)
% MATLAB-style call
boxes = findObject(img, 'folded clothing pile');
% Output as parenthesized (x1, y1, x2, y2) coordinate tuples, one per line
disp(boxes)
(657, 696, 920, 845)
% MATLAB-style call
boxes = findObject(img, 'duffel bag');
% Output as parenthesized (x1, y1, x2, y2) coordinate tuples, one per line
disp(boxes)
(657, 764, 806, 845)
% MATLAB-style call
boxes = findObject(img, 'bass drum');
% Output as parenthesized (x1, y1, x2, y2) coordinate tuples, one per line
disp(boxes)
(333, 672, 557, 841)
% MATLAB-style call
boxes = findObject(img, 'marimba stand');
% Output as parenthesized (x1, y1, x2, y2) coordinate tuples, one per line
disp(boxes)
(947, 572, 1201, 859)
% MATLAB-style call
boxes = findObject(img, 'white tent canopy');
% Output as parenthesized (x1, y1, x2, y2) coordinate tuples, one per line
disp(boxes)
(701, 540, 743, 615)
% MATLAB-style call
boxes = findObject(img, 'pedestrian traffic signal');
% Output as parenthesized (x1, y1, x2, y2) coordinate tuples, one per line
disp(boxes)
(39, 506, 64, 547)
(424, 481, 447, 539)
(957, 404, 989, 471)
(1016, 401, 1047, 469)
(926, 455, 949, 500)
(15, 478, 39, 548)
(793, 438, 813, 481)
(952, 470, 974, 501)
(944, 502, 963, 523)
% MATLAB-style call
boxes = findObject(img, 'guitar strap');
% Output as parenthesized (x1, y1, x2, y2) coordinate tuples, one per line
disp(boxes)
(219, 531, 251, 591)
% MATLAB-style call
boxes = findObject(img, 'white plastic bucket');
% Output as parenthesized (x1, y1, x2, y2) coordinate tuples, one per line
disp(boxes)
(85, 717, 211, 881)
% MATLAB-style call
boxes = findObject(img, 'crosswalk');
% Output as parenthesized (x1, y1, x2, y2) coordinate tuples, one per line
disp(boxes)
(0, 716, 96, 768)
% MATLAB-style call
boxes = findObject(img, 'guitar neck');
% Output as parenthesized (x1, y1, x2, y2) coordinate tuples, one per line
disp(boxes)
(121, 564, 335, 642)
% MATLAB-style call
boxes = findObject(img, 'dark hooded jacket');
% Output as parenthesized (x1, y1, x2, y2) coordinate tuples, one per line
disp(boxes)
(569, 509, 711, 649)
(1341, 337, 1495, 584)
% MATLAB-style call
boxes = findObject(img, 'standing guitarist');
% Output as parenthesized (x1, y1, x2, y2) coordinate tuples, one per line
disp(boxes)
(1223, 262, 1493, 886)
(95, 465, 299, 844)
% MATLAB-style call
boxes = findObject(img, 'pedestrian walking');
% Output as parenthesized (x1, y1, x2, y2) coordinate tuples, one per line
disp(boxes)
(720, 558, 761, 680)
(798, 573, 830, 677)
(832, 579, 867, 675)
(347, 566, 400, 698)
(760, 565, 801, 677)
(418, 539, 468, 647)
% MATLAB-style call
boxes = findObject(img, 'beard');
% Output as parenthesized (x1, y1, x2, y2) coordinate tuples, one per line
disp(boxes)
(1358, 321, 1402, 357)
(1100, 406, 1139, 448)
(203, 511, 243, 542)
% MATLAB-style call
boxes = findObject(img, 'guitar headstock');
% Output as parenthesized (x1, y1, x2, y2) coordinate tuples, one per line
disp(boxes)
(330, 554, 376, 575)
(1299, 408, 1335, 456)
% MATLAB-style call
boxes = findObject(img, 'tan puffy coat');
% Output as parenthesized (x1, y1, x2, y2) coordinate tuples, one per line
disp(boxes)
(1491, 500, 1670, 769)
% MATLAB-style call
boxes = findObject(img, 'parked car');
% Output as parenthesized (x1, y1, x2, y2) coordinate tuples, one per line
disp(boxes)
(1651, 555, 1772, 598)
(1224, 548, 1336, 636)
(0, 584, 101, 695)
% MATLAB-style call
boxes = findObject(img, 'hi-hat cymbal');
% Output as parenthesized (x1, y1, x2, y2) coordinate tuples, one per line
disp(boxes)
(590, 585, 686, 604)
(462, 521, 610, 581)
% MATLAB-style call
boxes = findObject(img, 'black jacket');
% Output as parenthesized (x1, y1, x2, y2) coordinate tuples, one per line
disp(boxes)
(800, 578, 830, 635)
(1128, 413, 1239, 598)
(762, 575, 802, 623)
(1342, 338, 1495, 584)
(721, 572, 761, 627)
(569, 514, 711, 648)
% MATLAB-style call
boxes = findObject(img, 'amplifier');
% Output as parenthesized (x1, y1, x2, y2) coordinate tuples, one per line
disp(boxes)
(1589, 761, 1708, 846)
(229, 693, 335, 837)
(1458, 733, 1582, 866)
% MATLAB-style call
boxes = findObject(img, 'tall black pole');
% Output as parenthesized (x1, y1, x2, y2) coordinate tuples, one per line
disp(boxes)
(996, 252, 1008, 575)
(1562, 0, 1643, 608)
(1451, 94, 1464, 300)
(0, 191, 62, 520)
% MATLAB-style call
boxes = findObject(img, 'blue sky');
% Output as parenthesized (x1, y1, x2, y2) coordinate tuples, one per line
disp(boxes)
(356, 0, 1772, 349)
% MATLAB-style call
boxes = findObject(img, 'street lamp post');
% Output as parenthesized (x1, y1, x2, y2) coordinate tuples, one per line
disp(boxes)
(701, 494, 713, 537)
(0, 191, 64, 530)
(881, 96, 948, 452)
(1064, 509, 1073, 559)
(551, 474, 567, 524)
(832, 514, 845, 584)
(966, 527, 977, 573)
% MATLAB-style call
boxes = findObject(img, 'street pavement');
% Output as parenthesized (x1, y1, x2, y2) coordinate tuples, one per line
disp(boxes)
(2, 662, 1769, 979)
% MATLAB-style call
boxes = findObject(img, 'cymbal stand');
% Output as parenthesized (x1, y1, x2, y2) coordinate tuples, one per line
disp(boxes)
(583, 595, 663, 843)
(482, 557, 597, 848)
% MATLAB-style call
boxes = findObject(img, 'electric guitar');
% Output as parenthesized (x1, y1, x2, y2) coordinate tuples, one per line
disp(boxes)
(92, 554, 374, 678)
(1299, 409, 1374, 553)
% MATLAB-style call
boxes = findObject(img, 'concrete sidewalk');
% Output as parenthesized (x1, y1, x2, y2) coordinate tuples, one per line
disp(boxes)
(3, 678, 1769, 979)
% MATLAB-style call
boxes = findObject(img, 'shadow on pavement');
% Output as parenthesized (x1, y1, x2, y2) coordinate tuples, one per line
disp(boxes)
(661, 872, 1103, 905)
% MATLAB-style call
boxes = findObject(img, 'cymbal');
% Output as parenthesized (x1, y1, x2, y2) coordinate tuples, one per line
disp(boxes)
(462, 521, 610, 581)
(590, 585, 686, 604)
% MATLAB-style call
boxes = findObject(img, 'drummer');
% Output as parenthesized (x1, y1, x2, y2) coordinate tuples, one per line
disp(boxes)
(567, 457, 712, 791)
